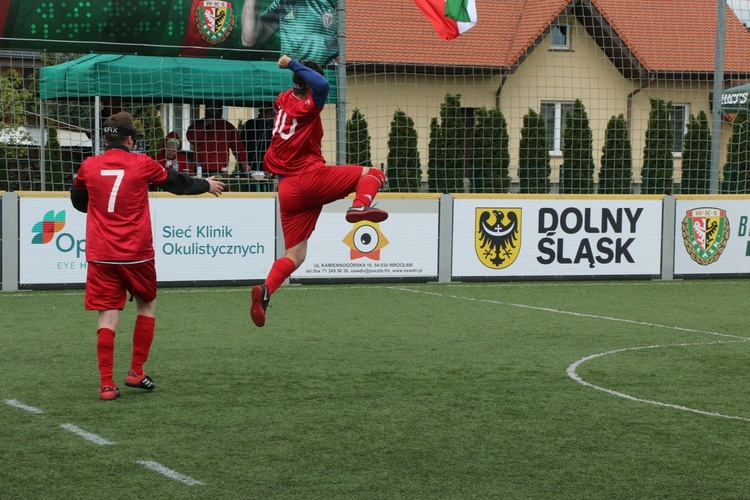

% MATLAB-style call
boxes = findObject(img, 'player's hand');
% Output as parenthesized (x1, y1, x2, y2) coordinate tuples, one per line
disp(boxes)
(278, 55, 292, 69)
(205, 177, 225, 197)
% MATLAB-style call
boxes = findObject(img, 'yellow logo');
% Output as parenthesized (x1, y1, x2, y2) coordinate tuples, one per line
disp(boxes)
(342, 222, 390, 260)
(195, 1, 235, 45)
(475, 208, 521, 269)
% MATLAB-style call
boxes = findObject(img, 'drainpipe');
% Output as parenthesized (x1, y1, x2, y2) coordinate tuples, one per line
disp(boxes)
(626, 75, 654, 137)
(495, 73, 508, 108)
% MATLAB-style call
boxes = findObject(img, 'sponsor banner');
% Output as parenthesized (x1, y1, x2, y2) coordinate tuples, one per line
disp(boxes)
(151, 198, 274, 282)
(19, 196, 274, 285)
(293, 199, 439, 281)
(0, 0, 339, 66)
(452, 198, 662, 279)
(674, 199, 750, 276)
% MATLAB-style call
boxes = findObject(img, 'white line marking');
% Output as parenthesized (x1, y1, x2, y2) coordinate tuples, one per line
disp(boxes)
(60, 423, 116, 445)
(567, 341, 750, 421)
(391, 286, 750, 421)
(389, 286, 748, 340)
(5, 399, 44, 414)
(135, 461, 205, 485)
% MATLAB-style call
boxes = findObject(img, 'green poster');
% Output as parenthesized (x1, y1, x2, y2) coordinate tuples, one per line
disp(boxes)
(0, 0, 339, 66)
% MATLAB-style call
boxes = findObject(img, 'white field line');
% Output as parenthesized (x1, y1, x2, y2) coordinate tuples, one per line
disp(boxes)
(567, 341, 750, 422)
(389, 285, 750, 421)
(389, 286, 748, 340)
(60, 423, 116, 446)
(5, 399, 43, 414)
(135, 461, 205, 486)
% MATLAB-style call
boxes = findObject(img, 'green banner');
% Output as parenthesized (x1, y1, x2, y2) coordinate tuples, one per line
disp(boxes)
(0, 0, 339, 66)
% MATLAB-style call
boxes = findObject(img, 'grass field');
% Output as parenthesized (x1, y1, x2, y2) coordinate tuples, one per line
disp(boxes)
(3, 279, 750, 498)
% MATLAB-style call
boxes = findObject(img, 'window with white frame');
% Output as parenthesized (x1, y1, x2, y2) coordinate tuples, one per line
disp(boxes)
(670, 104, 688, 154)
(541, 101, 574, 155)
(551, 24, 569, 50)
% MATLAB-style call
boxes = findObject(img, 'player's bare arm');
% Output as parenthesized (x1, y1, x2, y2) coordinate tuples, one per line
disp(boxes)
(241, 0, 276, 47)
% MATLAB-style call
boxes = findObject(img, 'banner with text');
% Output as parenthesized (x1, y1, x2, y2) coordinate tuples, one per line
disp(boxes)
(293, 198, 439, 281)
(673, 198, 750, 277)
(0, 0, 339, 66)
(18, 196, 274, 286)
(452, 198, 663, 279)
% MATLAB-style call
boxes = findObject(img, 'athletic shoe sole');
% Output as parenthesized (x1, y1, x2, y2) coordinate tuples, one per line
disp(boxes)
(345, 207, 389, 223)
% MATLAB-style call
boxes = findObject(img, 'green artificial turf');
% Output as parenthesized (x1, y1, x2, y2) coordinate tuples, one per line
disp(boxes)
(3, 280, 750, 498)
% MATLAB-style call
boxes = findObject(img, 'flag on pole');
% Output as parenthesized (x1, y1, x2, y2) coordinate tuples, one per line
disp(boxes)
(413, 0, 477, 40)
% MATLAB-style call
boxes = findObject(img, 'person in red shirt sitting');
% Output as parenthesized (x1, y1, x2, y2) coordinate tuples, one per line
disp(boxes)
(155, 131, 191, 174)
(70, 111, 225, 400)
(186, 101, 249, 175)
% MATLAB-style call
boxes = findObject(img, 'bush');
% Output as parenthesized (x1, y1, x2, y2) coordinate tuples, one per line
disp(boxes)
(560, 99, 594, 194)
(346, 108, 372, 167)
(428, 94, 466, 193)
(471, 107, 510, 193)
(518, 109, 550, 193)
(599, 114, 633, 194)
(386, 109, 421, 192)
(641, 98, 674, 195)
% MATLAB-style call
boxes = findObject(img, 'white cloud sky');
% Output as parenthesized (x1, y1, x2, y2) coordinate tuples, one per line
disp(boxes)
(729, 0, 750, 24)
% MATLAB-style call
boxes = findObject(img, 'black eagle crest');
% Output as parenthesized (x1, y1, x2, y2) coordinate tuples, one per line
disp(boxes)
(478, 210, 518, 267)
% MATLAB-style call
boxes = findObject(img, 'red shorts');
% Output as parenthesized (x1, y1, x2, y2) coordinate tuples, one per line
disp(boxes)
(85, 260, 158, 311)
(277, 165, 364, 249)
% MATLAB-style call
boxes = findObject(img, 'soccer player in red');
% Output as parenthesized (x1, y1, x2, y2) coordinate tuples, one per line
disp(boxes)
(70, 112, 225, 400)
(250, 55, 388, 327)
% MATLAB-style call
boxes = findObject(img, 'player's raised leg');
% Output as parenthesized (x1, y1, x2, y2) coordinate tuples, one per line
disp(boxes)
(346, 167, 388, 223)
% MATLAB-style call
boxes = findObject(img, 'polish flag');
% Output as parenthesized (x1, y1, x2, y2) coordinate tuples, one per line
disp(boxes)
(413, 0, 477, 40)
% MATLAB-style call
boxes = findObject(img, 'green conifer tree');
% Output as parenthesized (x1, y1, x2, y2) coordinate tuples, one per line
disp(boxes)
(518, 109, 550, 193)
(386, 109, 421, 192)
(471, 107, 510, 193)
(560, 99, 594, 194)
(428, 94, 465, 193)
(346, 108, 373, 167)
(723, 115, 750, 193)
(599, 114, 633, 194)
(641, 98, 674, 194)
(681, 111, 711, 194)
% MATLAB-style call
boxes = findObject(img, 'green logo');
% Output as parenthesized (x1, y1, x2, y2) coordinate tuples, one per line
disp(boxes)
(681, 207, 730, 265)
(195, 1, 235, 45)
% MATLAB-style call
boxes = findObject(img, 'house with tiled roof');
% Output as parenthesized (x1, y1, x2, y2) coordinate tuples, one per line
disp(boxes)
(338, 0, 750, 190)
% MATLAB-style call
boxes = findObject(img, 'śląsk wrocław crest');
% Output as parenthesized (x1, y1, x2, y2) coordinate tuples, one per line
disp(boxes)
(475, 208, 521, 269)
(681, 207, 730, 265)
(195, 1, 235, 45)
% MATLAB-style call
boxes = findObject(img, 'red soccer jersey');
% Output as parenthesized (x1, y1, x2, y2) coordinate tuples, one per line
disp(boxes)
(185, 118, 248, 174)
(263, 89, 327, 177)
(74, 148, 168, 262)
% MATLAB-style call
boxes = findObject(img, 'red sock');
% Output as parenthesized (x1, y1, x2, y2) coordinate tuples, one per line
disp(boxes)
(130, 315, 155, 375)
(265, 256, 296, 295)
(352, 173, 383, 208)
(97, 328, 116, 385)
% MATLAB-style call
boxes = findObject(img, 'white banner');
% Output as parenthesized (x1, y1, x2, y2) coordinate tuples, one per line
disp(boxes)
(293, 198, 439, 281)
(452, 198, 663, 279)
(19, 196, 275, 285)
(673, 198, 750, 276)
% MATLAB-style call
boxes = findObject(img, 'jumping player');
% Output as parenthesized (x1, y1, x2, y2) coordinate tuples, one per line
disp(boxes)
(250, 55, 387, 327)
(70, 111, 225, 400)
